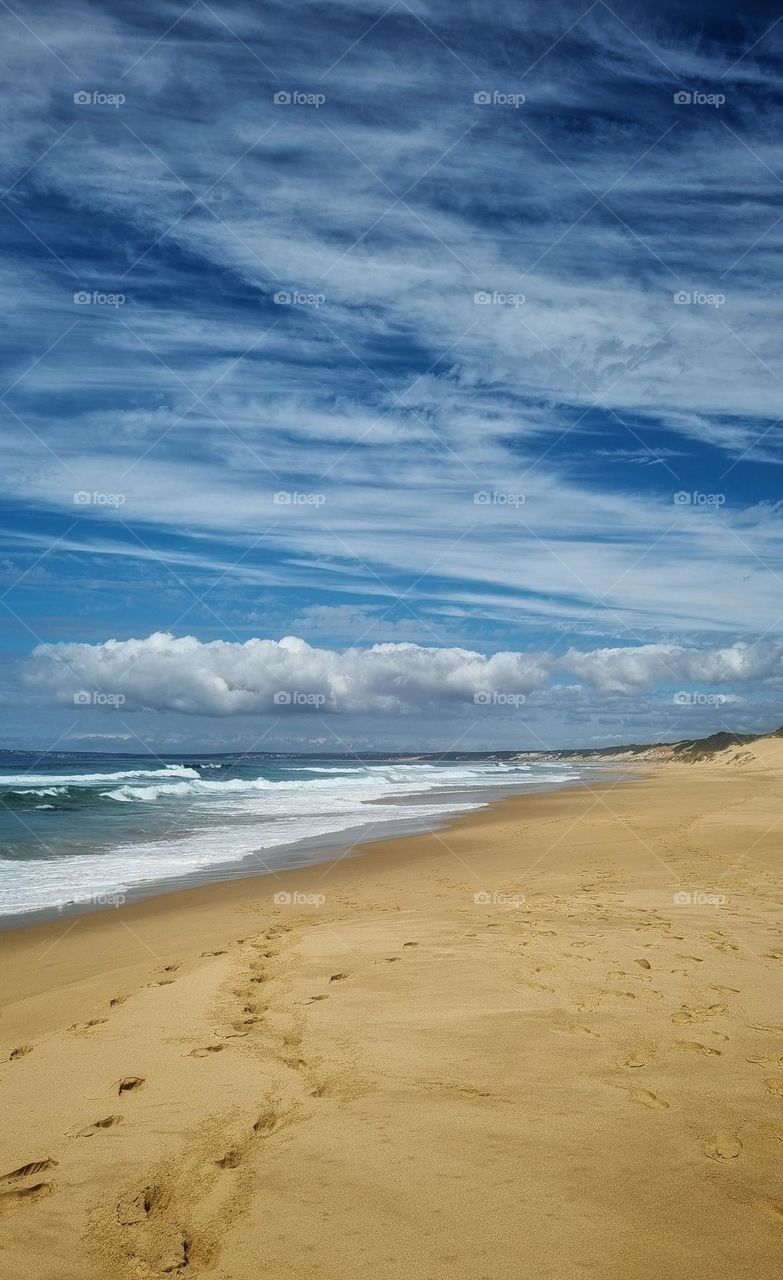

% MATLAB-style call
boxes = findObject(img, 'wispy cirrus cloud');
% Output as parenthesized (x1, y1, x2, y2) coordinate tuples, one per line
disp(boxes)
(1, 0, 783, 746)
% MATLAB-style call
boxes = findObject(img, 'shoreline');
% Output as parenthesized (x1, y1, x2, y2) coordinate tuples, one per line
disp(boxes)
(0, 766, 602, 934)
(3, 746, 783, 1279)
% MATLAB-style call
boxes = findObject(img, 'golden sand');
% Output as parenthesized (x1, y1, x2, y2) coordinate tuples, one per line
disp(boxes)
(1, 737, 782, 1278)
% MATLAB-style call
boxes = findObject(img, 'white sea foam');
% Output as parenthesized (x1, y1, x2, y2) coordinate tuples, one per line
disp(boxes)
(0, 764, 200, 788)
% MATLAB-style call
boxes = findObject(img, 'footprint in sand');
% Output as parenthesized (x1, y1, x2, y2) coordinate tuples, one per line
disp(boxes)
(0, 1183, 52, 1213)
(2, 1158, 58, 1181)
(626, 1087, 669, 1111)
(118, 1076, 145, 1095)
(764, 1077, 783, 1097)
(190, 1044, 224, 1058)
(77, 1115, 123, 1137)
(672, 1004, 727, 1026)
(403, 942, 419, 948)
(116, 1183, 167, 1226)
(329, 973, 348, 982)
(618, 1049, 649, 1069)
(253, 1108, 279, 1135)
(676, 1040, 722, 1056)
(215, 1150, 242, 1169)
(634, 959, 652, 970)
(7, 1045, 33, 1061)
(524, 979, 556, 993)
(704, 1132, 742, 1162)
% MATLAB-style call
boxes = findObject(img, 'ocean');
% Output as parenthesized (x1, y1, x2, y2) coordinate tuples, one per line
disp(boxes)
(0, 751, 589, 923)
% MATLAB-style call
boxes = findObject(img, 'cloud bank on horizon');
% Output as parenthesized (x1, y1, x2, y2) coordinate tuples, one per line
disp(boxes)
(1, 0, 783, 749)
(25, 630, 779, 715)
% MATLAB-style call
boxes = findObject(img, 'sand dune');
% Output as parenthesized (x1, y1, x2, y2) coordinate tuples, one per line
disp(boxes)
(1, 743, 783, 1278)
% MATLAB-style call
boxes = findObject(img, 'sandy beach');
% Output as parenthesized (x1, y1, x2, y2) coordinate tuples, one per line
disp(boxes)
(1, 738, 783, 1279)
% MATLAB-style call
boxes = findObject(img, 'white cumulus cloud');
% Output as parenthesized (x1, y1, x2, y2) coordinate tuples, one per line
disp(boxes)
(561, 641, 783, 693)
(23, 633, 783, 717)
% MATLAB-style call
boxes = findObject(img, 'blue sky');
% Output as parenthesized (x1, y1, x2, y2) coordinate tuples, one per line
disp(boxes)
(2, 0, 783, 752)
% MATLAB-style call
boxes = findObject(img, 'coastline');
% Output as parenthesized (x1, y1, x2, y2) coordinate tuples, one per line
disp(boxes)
(0, 767, 599, 935)
(2, 748, 783, 1278)
(0, 758, 591, 929)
